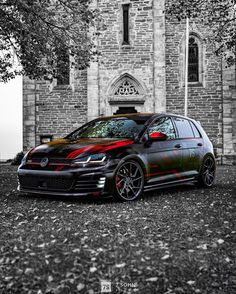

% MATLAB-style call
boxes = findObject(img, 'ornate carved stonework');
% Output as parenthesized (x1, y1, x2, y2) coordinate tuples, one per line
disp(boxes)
(108, 74, 145, 105)
(114, 79, 140, 96)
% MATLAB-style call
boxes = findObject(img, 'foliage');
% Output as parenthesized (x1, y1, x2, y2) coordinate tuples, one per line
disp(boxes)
(0, 165, 236, 293)
(166, 0, 236, 66)
(0, 0, 99, 82)
(11, 151, 24, 165)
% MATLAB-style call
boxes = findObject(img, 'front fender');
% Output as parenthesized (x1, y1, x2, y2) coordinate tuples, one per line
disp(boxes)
(113, 154, 149, 183)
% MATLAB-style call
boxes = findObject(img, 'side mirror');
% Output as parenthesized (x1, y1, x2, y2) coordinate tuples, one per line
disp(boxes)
(149, 132, 167, 141)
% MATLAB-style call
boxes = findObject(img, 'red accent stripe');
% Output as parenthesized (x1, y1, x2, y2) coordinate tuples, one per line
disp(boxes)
(66, 140, 134, 159)
(55, 165, 65, 171)
(101, 140, 134, 152)
(147, 169, 179, 177)
(66, 146, 95, 159)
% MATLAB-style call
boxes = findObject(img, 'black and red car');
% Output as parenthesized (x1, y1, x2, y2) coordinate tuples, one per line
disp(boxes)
(18, 113, 216, 201)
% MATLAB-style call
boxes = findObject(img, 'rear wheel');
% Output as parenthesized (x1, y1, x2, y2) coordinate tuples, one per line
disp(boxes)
(197, 155, 216, 187)
(114, 160, 144, 201)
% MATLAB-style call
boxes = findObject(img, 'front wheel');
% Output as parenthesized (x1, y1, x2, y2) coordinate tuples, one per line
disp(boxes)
(197, 155, 216, 187)
(113, 160, 144, 201)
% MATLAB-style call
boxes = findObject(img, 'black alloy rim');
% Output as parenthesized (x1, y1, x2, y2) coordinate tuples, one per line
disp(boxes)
(115, 161, 144, 200)
(202, 157, 215, 186)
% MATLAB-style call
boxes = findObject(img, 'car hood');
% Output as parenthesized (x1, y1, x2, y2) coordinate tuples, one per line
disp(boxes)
(28, 138, 134, 159)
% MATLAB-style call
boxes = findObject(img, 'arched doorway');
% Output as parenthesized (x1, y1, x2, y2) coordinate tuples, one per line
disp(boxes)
(113, 106, 138, 115)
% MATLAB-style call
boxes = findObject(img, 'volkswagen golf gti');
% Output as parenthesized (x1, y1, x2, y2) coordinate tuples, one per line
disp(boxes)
(18, 113, 216, 201)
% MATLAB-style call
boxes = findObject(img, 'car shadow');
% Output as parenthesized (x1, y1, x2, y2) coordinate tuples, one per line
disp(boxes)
(18, 182, 199, 205)
(143, 182, 198, 199)
(18, 192, 116, 205)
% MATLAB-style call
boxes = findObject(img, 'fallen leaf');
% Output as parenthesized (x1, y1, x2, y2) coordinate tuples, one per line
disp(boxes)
(37, 243, 46, 248)
(161, 254, 170, 260)
(72, 248, 80, 253)
(77, 283, 85, 291)
(197, 244, 207, 250)
(115, 263, 126, 268)
(146, 277, 158, 282)
(217, 239, 224, 244)
(54, 258, 61, 264)
(187, 280, 195, 285)
(25, 268, 34, 275)
(89, 267, 97, 273)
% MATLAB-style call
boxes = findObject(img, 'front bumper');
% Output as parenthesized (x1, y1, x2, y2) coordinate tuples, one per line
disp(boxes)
(17, 167, 114, 197)
(17, 186, 103, 197)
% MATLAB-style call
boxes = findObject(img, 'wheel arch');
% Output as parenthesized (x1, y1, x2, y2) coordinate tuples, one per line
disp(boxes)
(201, 152, 216, 164)
(112, 155, 146, 201)
(114, 154, 148, 183)
(197, 152, 216, 188)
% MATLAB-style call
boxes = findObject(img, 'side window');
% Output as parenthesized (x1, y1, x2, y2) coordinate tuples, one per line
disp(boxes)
(148, 117, 176, 140)
(173, 117, 194, 138)
(190, 121, 201, 138)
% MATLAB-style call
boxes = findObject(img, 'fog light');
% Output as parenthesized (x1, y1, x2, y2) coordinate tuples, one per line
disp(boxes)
(97, 177, 106, 188)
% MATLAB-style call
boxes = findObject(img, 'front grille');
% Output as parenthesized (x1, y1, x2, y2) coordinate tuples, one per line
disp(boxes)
(25, 157, 72, 171)
(74, 177, 106, 193)
(19, 176, 74, 191)
(27, 158, 71, 165)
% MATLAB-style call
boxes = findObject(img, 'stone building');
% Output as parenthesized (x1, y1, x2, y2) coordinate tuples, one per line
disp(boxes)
(23, 0, 236, 163)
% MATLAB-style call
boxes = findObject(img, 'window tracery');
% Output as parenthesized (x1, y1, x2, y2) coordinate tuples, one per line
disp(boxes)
(114, 79, 139, 96)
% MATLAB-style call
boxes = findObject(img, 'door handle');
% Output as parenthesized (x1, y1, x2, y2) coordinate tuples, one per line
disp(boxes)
(197, 143, 203, 147)
(174, 144, 182, 149)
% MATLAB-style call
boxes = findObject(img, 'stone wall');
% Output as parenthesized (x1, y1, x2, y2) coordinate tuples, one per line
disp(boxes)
(23, 77, 36, 151)
(22, 0, 236, 163)
(23, 70, 87, 150)
(165, 18, 223, 153)
(95, 0, 157, 116)
(222, 63, 236, 164)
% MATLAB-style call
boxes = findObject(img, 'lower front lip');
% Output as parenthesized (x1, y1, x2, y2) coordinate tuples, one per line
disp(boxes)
(17, 185, 108, 197)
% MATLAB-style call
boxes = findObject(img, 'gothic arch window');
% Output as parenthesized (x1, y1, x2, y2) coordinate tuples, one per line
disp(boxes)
(56, 46, 70, 85)
(188, 37, 199, 82)
(180, 32, 205, 87)
(108, 74, 145, 105)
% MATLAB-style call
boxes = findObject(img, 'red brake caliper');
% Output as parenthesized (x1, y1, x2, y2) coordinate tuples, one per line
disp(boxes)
(116, 176, 123, 189)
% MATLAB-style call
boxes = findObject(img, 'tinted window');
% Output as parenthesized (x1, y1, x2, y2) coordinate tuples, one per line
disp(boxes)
(190, 121, 201, 138)
(148, 117, 176, 139)
(173, 117, 194, 138)
(67, 117, 148, 140)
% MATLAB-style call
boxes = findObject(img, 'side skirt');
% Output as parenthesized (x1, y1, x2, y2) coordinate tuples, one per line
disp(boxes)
(144, 177, 197, 192)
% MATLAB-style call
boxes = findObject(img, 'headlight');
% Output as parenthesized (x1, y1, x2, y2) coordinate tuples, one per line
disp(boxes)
(72, 153, 107, 166)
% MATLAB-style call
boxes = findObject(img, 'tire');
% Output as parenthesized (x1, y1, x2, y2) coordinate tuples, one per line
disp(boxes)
(113, 160, 144, 201)
(197, 155, 216, 188)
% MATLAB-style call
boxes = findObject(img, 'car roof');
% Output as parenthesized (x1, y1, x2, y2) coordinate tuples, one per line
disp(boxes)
(98, 112, 196, 122)
(97, 113, 155, 121)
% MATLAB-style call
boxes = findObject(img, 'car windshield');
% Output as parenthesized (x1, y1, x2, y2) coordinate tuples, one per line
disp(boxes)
(67, 117, 148, 140)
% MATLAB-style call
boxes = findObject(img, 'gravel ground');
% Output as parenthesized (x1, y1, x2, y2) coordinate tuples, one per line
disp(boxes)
(0, 164, 235, 294)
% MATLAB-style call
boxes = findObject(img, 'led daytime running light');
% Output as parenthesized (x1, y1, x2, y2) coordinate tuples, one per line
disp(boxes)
(74, 154, 106, 165)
